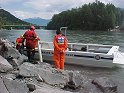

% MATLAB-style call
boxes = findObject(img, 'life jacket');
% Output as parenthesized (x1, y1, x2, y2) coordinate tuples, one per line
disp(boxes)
(23, 30, 38, 49)
(16, 37, 24, 49)
(54, 34, 68, 50)
(16, 37, 24, 44)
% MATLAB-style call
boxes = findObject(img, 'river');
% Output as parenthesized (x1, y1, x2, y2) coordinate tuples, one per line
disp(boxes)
(0, 29, 124, 93)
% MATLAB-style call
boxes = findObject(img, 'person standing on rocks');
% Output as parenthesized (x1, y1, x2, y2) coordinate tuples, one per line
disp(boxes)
(16, 35, 24, 54)
(23, 26, 40, 62)
(53, 30, 68, 70)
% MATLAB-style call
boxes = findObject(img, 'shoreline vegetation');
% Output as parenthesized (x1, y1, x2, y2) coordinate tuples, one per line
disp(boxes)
(47, 1, 124, 31)
(0, 38, 118, 93)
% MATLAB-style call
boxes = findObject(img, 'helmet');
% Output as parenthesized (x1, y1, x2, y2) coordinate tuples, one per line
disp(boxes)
(30, 26, 35, 30)
(20, 35, 23, 38)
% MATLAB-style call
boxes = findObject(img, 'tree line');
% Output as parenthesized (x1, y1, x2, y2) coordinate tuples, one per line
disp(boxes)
(47, 1, 124, 31)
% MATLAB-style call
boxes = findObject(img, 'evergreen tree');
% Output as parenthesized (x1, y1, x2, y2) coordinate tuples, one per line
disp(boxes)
(47, 2, 124, 31)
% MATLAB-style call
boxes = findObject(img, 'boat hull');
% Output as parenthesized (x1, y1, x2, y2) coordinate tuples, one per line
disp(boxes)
(24, 42, 123, 68)
(33, 49, 115, 68)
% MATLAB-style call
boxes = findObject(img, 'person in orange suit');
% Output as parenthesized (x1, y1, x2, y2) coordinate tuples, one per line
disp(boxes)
(23, 26, 40, 62)
(53, 30, 68, 70)
(16, 35, 24, 54)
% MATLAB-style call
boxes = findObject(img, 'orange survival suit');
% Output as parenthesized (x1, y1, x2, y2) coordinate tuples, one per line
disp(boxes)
(23, 26, 40, 62)
(53, 32, 68, 70)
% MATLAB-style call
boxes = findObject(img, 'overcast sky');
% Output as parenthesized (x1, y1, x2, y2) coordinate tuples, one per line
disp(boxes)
(0, 0, 123, 19)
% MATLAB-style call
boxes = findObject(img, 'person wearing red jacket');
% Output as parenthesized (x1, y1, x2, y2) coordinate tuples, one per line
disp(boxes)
(53, 30, 68, 70)
(16, 35, 24, 54)
(23, 26, 40, 62)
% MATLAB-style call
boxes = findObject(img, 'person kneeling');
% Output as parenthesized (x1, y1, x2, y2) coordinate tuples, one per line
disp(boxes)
(16, 35, 24, 54)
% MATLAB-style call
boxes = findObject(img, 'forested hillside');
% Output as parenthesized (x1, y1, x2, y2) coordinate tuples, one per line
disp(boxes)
(0, 9, 30, 28)
(47, 1, 124, 31)
(23, 17, 50, 26)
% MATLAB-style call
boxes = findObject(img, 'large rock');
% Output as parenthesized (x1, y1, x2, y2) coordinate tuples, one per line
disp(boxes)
(0, 39, 27, 67)
(0, 77, 9, 93)
(4, 47, 24, 65)
(25, 81, 73, 93)
(63, 71, 89, 92)
(0, 39, 8, 57)
(63, 71, 91, 93)
(0, 55, 13, 72)
(3, 74, 16, 80)
(19, 62, 69, 87)
(8, 58, 19, 69)
(32, 87, 73, 93)
(3, 77, 29, 93)
(68, 71, 85, 87)
(27, 83, 37, 92)
(92, 77, 117, 93)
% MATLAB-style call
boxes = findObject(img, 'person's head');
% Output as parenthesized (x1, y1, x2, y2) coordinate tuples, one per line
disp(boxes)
(56, 30, 61, 35)
(30, 26, 35, 30)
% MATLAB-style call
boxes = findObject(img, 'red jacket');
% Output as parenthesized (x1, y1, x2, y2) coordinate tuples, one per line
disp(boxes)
(16, 37, 24, 49)
(23, 30, 40, 49)
(16, 37, 24, 44)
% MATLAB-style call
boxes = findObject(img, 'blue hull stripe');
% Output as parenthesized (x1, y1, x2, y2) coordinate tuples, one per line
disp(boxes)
(74, 55, 113, 60)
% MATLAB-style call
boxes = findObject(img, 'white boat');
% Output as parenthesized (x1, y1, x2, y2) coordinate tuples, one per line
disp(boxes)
(34, 41, 124, 68)
(24, 27, 124, 68)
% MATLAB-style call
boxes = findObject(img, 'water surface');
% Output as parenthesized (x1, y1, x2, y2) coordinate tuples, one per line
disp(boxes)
(0, 29, 124, 93)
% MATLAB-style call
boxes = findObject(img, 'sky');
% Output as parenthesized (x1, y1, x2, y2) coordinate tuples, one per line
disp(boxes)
(0, 0, 124, 19)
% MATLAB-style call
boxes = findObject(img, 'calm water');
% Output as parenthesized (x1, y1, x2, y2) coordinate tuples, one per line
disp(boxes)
(0, 29, 124, 93)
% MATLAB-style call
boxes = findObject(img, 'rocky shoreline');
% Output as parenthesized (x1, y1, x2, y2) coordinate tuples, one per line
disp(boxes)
(0, 38, 118, 93)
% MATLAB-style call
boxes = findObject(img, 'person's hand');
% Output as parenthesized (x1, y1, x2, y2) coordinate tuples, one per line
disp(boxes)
(60, 50, 65, 53)
(35, 36, 40, 40)
(37, 37, 40, 40)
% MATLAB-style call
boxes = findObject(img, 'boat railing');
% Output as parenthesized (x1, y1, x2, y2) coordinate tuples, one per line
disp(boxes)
(39, 41, 53, 49)
(60, 27, 68, 36)
(38, 41, 114, 54)
(60, 27, 68, 31)
(68, 43, 113, 53)
(37, 41, 115, 63)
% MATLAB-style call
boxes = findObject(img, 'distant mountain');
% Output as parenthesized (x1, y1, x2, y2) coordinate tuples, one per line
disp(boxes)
(23, 17, 50, 26)
(0, 9, 30, 26)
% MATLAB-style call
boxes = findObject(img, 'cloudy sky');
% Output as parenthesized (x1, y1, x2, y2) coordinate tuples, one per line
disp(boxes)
(0, 0, 123, 19)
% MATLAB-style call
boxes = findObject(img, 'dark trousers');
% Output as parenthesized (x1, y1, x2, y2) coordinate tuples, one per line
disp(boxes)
(18, 45, 24, 54)
(27, 49, 35, 62)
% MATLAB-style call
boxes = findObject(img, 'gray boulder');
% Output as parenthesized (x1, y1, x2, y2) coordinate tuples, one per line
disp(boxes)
(3, 74, 16, 80)
(0, 77, 29, 93)
(64, 74, 103, 93)
(36, 74, 43, 82)
(19, 62, 69, 87)
(0, 77, 9, 93)
(92, 77, 117, 93)
(27, 83, 36, 92)
(4, 47, 24, 65)
(63, 71, 88, 92)
(68, 71, 84, 87)
(0, 39, 27, 67)
(0, 39, 8, 57)
(32, 87, 73, 93)
(3, 77, 29, 93)
(0, 55, 13, 72)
